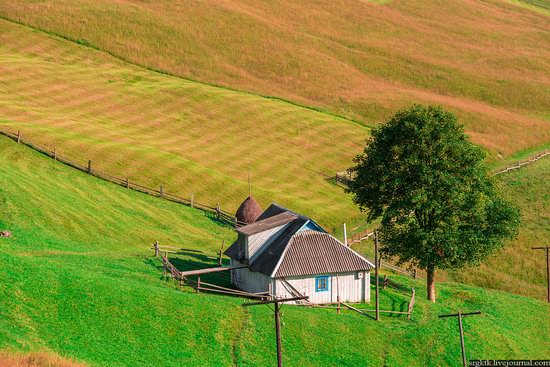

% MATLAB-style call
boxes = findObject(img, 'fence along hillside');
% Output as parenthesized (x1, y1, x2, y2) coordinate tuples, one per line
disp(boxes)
(0, 127, 431, 279)
(0, 128, 246, 228)
(335, 149, 550, 186)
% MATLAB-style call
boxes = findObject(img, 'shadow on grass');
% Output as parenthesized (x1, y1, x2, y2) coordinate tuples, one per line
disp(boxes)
(145, 249, 234, 289)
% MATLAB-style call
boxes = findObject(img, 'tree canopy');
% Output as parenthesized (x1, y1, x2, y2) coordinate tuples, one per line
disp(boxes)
(347, 105, 520, 302)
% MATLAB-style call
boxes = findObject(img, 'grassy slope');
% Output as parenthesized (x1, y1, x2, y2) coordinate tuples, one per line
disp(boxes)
(0, 0, 549, 156)
(1, 136, 549, 366)
(0, 19, 369, 232)
(446, 158, 550, 300)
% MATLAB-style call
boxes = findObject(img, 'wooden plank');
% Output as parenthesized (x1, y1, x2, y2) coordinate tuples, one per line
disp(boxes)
(341, 302, 368, 316)
(198, 281, 269, 296)
(197, 286, 266, 298)
(180, 264, 248, 277)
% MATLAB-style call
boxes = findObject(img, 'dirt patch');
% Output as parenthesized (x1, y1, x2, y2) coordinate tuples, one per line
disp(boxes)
(0, 351, 87, 367)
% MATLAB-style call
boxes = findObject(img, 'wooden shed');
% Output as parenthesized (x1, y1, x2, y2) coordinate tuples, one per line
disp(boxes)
(224, 203, 374, 304)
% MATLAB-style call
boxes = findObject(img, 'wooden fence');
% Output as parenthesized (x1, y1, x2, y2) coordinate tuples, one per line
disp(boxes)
(336, 149, 549, 186)
(521, 0, 550, 9)
(346, 229, 418, 279)
(153, 242, 268, 299)
(0, 128, 248, 228)
(493, 150, 549, 175)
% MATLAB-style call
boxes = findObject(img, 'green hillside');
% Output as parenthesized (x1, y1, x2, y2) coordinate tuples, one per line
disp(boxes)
(1, 135, 549, 366)
(446, 157, 550, 300)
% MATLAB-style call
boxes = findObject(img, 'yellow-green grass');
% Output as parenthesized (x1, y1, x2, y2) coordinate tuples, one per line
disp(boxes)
(446, 158, 550, 300)
(0, 19, 369, 232)
(0, 0, 549, 156)
(1, 135, 549, 366)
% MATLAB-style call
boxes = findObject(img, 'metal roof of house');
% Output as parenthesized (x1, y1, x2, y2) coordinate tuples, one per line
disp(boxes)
(248, 217, 308, 275)
(272, 230, 374, 277)
(236, 212, 297, 236)
(225, 203, 374, 278)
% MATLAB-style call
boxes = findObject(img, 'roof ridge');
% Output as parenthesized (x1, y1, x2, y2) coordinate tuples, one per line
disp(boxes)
(269, 230, 297, 278)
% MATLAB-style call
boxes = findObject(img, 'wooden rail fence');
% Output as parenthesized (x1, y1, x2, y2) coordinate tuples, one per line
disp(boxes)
(336, 149, 549, 186)
(0, 128, 248, 228)
(152, 241, 268, 299)
(347, 229, 418, 279)
(493, 150, 549, 175)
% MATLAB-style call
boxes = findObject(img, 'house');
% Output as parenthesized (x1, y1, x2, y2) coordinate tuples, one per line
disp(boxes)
(224, 199, 374, 304)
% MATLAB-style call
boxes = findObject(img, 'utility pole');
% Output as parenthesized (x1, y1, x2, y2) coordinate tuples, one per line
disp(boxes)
(343, 223, 348, 246)
(532, 246, 550, 303)
(375, 230, 380, 321)
(439, 311, 481, 367)
(243, 296, 308, 367)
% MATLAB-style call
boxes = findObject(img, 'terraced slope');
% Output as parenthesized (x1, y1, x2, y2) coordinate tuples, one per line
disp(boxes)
(1, 0, 549, 155)
(1, 135, 549, 366)
(0, 19, 368, 231)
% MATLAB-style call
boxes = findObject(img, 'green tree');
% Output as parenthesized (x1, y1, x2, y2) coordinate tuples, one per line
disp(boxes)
(347, 105, 519, 302)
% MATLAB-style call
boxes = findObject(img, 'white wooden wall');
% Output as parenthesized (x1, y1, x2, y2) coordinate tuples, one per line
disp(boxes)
(272, 271, 370, 304)
(230, 259, 272, 294)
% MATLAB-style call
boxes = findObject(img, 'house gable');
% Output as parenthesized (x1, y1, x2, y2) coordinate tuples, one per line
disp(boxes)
(246, 223, 288, 263)
(297, 219, 326, 234)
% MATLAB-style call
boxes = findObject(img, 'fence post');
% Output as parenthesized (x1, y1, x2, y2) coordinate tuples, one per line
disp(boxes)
(216, 204, 220, 219)
(218, 240, 224, 266)
(126, 177, 130, 189)
(154, 241, 159, 257)
(17, 130, 21, 143)
(191, 193, 194, 208)
(197, 276, 200, 293)
(88, 160, 92, 174)
(53, 148, 57, 161)
(160, 185, 164, 198)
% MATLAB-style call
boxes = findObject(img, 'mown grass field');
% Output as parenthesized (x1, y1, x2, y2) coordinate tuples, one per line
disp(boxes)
(1, 134, 549, 366)
(446, 157, 550, 300)
(0, 0, 549, 155)
(0, 18, 370, 232)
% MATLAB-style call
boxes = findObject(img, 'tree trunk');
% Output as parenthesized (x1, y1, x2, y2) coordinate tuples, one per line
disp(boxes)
(427, 266, 436, 302)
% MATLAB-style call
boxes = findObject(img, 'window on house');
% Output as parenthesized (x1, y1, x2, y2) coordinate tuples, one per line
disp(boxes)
(315, 276, 329, 292)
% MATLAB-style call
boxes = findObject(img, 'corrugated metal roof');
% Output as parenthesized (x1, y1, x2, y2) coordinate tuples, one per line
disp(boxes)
(236, 212, 297, 236)
(248, 218, 307, 275)
(273, 230, 374, 277)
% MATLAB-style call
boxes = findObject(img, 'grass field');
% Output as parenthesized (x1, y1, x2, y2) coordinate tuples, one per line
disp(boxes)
(1, 135, 549, 366)
(446, 158, 550, 300)
(0, 18, 370, 232)
(0, 0, 548, 156)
